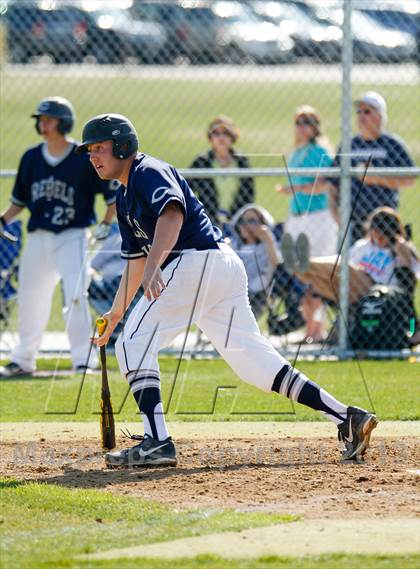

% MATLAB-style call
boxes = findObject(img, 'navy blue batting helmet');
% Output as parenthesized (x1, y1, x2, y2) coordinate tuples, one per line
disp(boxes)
(77, 114, 139, 159)
(31, 96, 75, 135)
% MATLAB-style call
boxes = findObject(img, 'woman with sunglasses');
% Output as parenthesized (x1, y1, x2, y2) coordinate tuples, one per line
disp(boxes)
(188, 115, 255, 226)
(230, 204, 281, 318)
(276, 105, 337, 342)
(330, 91, 415, 243)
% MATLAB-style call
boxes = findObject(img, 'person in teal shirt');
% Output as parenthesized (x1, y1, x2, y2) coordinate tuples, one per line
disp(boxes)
(288, 143, 332, 216)
(276, 105, 338, 342)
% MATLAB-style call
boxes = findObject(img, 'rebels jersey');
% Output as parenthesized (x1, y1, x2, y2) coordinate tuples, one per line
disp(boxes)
(117, 153, 222, 268)
(12, 142, 117, 233)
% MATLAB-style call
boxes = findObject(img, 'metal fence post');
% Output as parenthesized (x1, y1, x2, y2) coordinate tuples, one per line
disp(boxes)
(338, 0, 353, 356)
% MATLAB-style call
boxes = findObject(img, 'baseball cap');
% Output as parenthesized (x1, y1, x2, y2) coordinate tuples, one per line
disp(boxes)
(354, 91, 387, 127)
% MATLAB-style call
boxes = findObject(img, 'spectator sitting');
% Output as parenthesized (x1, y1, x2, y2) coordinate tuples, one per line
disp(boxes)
(276, 105, 337, 342)
(281, 207, 419, 306)
(188, 115, 255, 225)
(231, 204, 280, 319)
(330, 91, 415, 243)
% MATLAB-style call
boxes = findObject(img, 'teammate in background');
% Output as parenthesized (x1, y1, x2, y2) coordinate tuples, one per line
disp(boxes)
(80, 114, 377, 468)
(330, 91, 415, 243)
(188, 115, 255, 226)
(0, 97, 116, 378)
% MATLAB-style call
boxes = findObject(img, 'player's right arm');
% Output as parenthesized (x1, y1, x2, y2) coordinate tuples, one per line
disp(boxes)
(1, 151, 30, 223)
(0, 203, 24, 224)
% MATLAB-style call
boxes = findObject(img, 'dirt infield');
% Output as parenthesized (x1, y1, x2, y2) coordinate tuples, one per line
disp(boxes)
(1, 421, 419, 522)
(2, 419, 419, 441)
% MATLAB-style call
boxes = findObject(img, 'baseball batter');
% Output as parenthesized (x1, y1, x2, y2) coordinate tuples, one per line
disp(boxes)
(82, 114, 378, 467)
(0, 97, 117, 377)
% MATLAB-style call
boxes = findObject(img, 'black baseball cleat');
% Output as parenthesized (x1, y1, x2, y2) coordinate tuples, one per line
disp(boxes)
(338, 406, 378, 460)
(105, 433, 177, 468)
(0, 362, 32, 378)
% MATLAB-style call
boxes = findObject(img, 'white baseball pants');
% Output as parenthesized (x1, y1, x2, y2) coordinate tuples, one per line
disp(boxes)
(115, 243, 287, 391)
(12, 228, 97, 371)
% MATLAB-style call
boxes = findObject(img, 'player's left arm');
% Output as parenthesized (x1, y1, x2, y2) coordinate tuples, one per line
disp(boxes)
(143, 201, 184, 301)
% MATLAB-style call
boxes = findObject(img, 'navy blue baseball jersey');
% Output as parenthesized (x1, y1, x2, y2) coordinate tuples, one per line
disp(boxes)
(332, 133, 414, 222)
(117, 153, 222, 268)
(12, 142, 117, 233)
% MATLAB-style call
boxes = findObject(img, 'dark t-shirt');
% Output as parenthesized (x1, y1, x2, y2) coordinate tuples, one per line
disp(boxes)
(332, 133, 414, 235)
(117, 153, 222, 269)
(12, 142, 117, 232)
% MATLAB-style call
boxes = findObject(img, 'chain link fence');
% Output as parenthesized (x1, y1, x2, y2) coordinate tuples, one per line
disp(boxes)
(0, 0, 419, 359)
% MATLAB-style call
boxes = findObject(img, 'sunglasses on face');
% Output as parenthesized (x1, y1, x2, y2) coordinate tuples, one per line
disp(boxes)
(295, 117, 314, 126)
(211, 129, 231, 137)
(238, 218, 260, 226)
(356, 108, 372, 115)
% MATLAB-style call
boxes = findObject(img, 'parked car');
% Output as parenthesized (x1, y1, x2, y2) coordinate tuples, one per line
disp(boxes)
(131, 0, 221, 64)
(356, 1, 419, 62)
(3, 3, 90, 63)
(86, 6, 167, 64)
(311, 4, 417, 62)
(251, 0, 342, 62)
(211, 1, 295, 63)
(349, 0, 418, 32)
(360, 6, 419, 37)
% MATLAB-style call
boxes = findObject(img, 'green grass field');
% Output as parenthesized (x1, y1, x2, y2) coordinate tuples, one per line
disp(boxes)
(1, 357, 418, 568)
(0, 477, 294, 569)
(1, 357, 418, 422)
(2, 478, 418, 569)
(1, 353, 419, 568)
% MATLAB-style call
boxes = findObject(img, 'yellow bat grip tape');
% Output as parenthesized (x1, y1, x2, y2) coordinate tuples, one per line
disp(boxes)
(96, 317, 108, 337)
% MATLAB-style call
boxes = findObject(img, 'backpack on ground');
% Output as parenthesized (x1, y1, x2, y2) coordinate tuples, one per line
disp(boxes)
(349, 284, 414, 351)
